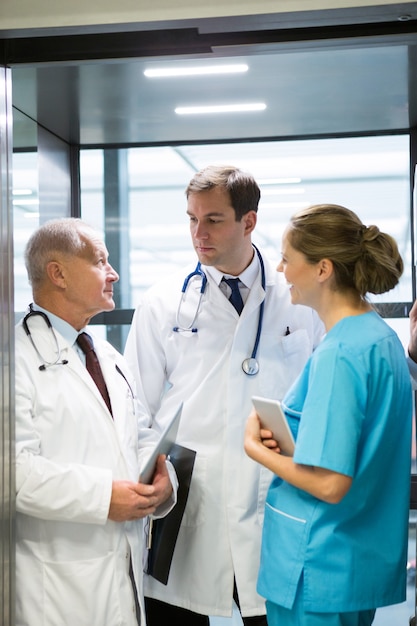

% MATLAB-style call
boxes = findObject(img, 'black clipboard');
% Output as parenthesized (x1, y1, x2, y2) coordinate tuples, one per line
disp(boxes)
(146, 442, 196, 584)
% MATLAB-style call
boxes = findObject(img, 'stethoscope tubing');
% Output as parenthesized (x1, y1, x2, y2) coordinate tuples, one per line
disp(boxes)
(173, 245, 266, 375)
(23, 303, 69, 370)
(248, 252, 265, 360)
(23, 305, 137, 401)
(173, 264, 208, 332)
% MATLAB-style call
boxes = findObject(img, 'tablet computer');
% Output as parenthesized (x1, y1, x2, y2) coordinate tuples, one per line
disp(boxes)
(251, 395, 295, 457)
(139, 402, 183, 484)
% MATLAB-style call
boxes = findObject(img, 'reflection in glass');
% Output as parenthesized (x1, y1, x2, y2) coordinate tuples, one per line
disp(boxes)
(80, 135, 411, 310)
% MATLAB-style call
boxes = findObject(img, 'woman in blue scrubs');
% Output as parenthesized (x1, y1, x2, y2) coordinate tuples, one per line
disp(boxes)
(244, 204, 413, 626)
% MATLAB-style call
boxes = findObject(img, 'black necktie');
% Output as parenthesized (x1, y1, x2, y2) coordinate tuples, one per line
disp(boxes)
(76, 332, 113, 416)
(223, 277, 244, 315)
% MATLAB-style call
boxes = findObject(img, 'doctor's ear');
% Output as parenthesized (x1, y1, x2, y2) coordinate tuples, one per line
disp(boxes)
(242, 210, 257, 235)
(46, 260, 67, 287)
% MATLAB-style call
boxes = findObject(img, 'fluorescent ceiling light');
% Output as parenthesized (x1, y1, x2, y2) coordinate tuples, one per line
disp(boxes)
(13, 189, 33, 195)
(12, 199, 39, 206)
(261, 188, 305, 196)
(258, 178, 302, 185)
(175, 103, 266, 115)
(260, 201, 311, 209)
(144, 64, 248, 78)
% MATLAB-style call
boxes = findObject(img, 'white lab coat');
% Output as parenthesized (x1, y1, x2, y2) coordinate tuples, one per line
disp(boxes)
(124, 251, 324, 618)
(15, 313, 175, 626)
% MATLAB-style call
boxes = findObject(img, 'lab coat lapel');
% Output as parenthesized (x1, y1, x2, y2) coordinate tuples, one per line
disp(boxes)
(240, 279, 264, 319)
(67, 336, 133, 470)
(96, 343, 125, 419)
(62, 334, 115, 421)
(238, 256, 270, 320)
(25, 319, 113, 418)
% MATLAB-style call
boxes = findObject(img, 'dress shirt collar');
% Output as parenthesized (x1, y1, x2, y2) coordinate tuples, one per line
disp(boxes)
(30, 302, 79, 347)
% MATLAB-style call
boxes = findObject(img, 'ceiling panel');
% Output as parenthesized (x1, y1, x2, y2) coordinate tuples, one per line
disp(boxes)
(11, 42, 412, 148)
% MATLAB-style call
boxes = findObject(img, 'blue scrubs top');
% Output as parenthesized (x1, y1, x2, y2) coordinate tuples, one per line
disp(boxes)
(257, 311, 412, 613)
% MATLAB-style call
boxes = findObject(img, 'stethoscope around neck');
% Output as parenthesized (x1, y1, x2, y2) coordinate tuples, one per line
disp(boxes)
(22, 303, 69, 371)
(173, 245, 265, 376)
(23, 305, 137, 403)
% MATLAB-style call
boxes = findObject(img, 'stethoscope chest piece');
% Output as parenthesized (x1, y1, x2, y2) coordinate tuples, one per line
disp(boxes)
(242, 357, 260, 376)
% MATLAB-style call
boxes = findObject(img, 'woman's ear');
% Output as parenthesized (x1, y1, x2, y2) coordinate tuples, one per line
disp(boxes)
(317, 258, 334, 283)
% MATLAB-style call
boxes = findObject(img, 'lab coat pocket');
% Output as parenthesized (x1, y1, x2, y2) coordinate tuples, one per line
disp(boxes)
(43, 553, 124, 626)
(258, 500, 309, 609)
(181, 455, 207, 527)
(259, 329, 312, 399)
(280, 329, 312, 377)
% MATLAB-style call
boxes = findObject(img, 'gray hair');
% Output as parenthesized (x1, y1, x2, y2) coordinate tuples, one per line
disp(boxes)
(25, 218, 98, 289)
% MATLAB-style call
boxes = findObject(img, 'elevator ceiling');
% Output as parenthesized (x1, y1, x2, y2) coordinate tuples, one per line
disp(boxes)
(6, 4, 417, 148)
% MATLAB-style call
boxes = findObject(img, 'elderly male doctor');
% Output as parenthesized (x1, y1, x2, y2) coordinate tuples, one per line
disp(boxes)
(15, 218, 176, 626)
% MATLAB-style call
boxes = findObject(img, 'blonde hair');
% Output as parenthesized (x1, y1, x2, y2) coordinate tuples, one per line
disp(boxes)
(287, 204, 403, 297)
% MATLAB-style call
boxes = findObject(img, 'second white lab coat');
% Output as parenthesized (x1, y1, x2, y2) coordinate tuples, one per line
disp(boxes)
(15, 313, 175, 626)
(125, 251, 323, 618)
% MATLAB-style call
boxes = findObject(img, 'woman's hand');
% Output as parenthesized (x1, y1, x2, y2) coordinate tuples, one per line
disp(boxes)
(244, 409, 280, 463)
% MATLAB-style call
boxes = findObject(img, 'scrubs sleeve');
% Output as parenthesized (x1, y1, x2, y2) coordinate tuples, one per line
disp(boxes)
(293, 344, 367, 476)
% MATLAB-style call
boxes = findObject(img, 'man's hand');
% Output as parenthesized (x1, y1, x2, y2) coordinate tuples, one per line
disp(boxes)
(409, 300, 417, 363)
(108, 480, 159, 522)
(108, 456, 173, 522)
(150, 454, 173, 507)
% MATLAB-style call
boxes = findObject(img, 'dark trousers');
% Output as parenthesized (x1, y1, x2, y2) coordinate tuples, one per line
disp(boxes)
(145, 596, 267, 626)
